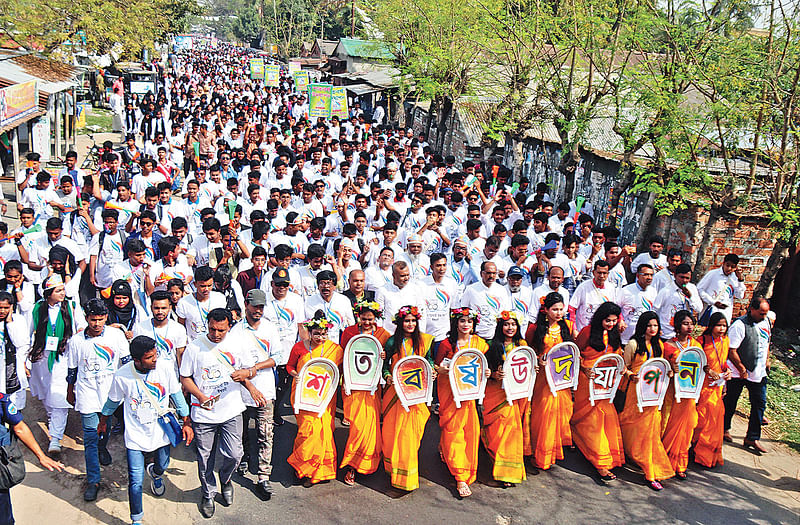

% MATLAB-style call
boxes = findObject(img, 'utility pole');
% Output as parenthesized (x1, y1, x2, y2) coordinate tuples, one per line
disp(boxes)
(350, 0, 355, 37)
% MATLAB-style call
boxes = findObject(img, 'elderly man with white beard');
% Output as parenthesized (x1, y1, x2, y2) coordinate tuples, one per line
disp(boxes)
(396, 234, 430, 282)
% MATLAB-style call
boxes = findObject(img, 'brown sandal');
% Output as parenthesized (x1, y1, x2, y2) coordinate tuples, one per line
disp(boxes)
(344, 468, 356, 486)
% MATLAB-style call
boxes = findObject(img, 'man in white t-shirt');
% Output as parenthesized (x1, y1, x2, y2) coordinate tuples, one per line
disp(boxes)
(66, 299, 131, 502)
(132, 290, 187, 372)
(180, 308, 266, 518)
(630, 235, 668, 274)
(619, 264, 657, 343)
(89, 209, 127, 291)
(100, 335, 191, 525)
(569, 261, 621, 333)
(375, 261, 426, 333)
(723, 297, 772, 453)
(176, 265, 227, 341)
(305, 270, 355, 343)
(531, 266, 570, 324)
(231, 289, 279, 498)
(696, 253, 746, 323)
(422, 253, 460, 343)
(460, 261, 511, 338)
(653, 263, 702, 340)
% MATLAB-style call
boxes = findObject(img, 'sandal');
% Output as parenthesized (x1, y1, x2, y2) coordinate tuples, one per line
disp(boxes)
(598, 470, 617, 484)
(649, 480, 664, 491)
(344, 468, 356, 486)
(456, 481, 472, 498)
(502, 482, 514, 488)
(675, 471, 687, 480)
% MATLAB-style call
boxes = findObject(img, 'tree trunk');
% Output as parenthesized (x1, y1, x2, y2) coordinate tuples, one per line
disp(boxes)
(558, 146, 579, 204)
(691, 207, 719, 281)
(435, 97, 453, 155)
(754, 237, 793, 299)
(608, 154, 635, 229)
(633, 191, 657, 247)
(508, 133, 525, 182)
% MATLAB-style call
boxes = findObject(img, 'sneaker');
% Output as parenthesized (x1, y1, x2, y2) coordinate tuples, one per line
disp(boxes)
(200, 496, 215, 518)
(99, 446, 112, 466)
(147, 463, 165, 497)
(257, 479, 273, 500)
(237, 456, 249, 475)
(84, 482, 100, 502)
(48, 441, 61, 455)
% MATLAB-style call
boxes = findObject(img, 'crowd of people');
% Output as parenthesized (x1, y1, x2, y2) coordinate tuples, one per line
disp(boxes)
(0, 43, 774, 524)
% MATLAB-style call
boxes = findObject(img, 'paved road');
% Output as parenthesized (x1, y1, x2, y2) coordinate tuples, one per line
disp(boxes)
(11, 394, 799, 525)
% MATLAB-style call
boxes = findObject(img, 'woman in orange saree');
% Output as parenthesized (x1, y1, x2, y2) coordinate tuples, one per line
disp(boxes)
(435, 307, 488, 498)
(661, 310, 702, 479)
(618, 311, 674, 490)
(525, 292, 575, 471)
(339, 301, 391, 485)
(286, 313, 344, 486)
(692, 312, 731, 468)
(483, 310, 530, 486)
(381, 305, 436, 492)
(570, 301, 625, 483)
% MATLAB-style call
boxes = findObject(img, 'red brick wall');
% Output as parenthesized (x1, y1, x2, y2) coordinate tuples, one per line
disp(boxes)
(651, 208, 777, 318)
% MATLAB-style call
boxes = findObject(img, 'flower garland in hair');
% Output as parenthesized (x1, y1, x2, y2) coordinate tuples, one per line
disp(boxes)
(450, 307, 479, 322)
(354, 300, 383, 318)
(497, 310, 523, 324)
(393, 305, 421, 323)
(303, 317, 331, 330)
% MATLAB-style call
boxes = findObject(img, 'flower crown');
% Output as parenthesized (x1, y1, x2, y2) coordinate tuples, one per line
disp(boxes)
(303, 317, 331, 330)
(450, 307, 479, 322)
(393, 305, 421, 322)
(497, 310, 523, 324)
(354, 300, 384, 318)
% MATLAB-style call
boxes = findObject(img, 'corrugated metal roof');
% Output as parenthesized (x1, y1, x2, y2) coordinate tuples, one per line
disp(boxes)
(336, 38, 395, 60)
(0, 50, 79, 100)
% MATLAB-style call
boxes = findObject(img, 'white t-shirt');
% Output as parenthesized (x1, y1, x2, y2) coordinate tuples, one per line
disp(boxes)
(175, 292, 227, 341)
(262, 291, 305, 365)
(231, 319, 280, 402)
(460, 281, 512, 338)
(132, 319, 188, 372)
(422, 276, 460, 341)
(90, 230, 127, 289)
(569, 280, 620, 332)
(305, 292, 355, 344)
(619, 283, 658, 343)
(67, 326, 131, 414)
(727, 317, 771, 383)
(108, 359, 181, 451)
(20, 187, 61, 224)
(180, 334, 247, 424)
(131, 172, 167, 199)
(630, 252, 668, 275)
(653, 282, 702, 340)
(509, 285, 537, 334)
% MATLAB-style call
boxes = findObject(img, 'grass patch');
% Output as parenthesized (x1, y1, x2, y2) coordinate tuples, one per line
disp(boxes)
(80, 108, 113, 133)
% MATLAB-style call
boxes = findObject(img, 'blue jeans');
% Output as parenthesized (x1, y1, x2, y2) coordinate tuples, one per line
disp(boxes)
(126, 446, 170, 523)
(81, 413, 109, 485)
(724, 377, 768, 441)
(0, 489, 13, 525)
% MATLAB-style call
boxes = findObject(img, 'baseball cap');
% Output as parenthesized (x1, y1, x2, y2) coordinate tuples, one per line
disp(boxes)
(246, 289, 267, 306)
(508, 266, 524, 278)
(272, 267, 291, 285)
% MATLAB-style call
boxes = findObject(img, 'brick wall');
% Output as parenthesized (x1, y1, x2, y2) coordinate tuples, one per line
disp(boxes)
(651, 207, 776, 318)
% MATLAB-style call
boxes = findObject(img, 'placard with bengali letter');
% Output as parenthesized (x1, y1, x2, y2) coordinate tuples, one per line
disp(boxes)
(502, 346, 537, 403)
(392, 355, 433, 411)
(293, 357, 339, 417)
(674, 346, 707, 403)
(448, 348, 488, 408)
(343, 333, 383, 395)
(544, 342, 580, 396)
(588, 353, 625, 406)
(635, 357, 671, 411)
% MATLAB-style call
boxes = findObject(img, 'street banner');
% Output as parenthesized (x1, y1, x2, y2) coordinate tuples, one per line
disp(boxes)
(588, 353, 625, 406)
(544, 342, 580, 396)
(343, 333, 383, 395)
(448, 348, 488, 408)
(392, 355, 433, 412)
(289, 61, 301, 75)
(308, 83, 332, 118)
(265, 64, 280, 87)
(635, 358, 671, 412)
(331, 86, 349, 119)
(249, 58, 265, 80)
(0, 80, 38, 129)
(294, 71, 310, 92)
(502, 346, 537, 403)
(674, 346, 707, 403)
(294, 357, 339, 417)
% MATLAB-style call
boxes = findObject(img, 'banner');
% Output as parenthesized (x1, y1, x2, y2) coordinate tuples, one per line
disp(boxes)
(544, 342, 580, 396)
(502, 346, 537, 403)
(392, 355, 433, 412)
(588, 353, 625, 406)
(265, 64, 280, 87)
(0, 80, 39, 129)
(635, 358, 671, 412)
(289, 61, 301, 75)
(249, 58, 265, 80)
(31, 116, 49, 161)
(343, 333, 383, 395)
(293, 71, 310, 93)
(308, 83, 332, 119)
(448, 348, 488, 408)
(331, 86, 349, 119)
(674, 346, 706, 403)
(293, 357, 339, 417)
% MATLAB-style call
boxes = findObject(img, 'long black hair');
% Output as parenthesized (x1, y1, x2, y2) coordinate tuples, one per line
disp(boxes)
(632, 311, 662, 357)
(390, 308, 423, 357)
(531, 292, 572, 354)
(701, 311, 728, 339)
(587, 301, 622, 352)
(446, 312, 476, 349)
(673, 309, 696, 338)
(486, 316, 524, 371)
(29, 288, 73, 363)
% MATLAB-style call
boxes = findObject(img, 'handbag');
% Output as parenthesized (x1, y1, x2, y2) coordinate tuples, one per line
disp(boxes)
(0, 430, 26, 490)
(136, 374, 183, 447)
(698, 306, 713, 327)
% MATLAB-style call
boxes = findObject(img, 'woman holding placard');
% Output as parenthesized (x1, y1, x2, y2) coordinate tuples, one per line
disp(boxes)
(381, 305, 435, 492)
(526, 293, 575, 471)
(286, 312, 344, 486)
(693, 312, 731, 468)
(339, 301, 390, 486)
(483, 310, 529, 486)
(435, 307, 488, 498)
(618, 312, 675, 490)
(661, 310, 702, 479)
(571, 302, 625, 483)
